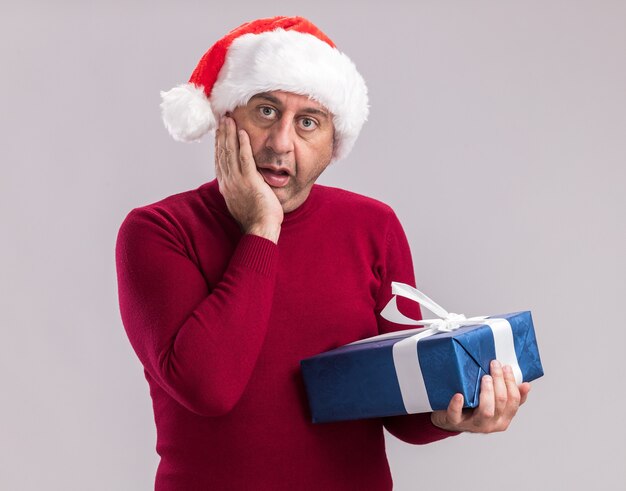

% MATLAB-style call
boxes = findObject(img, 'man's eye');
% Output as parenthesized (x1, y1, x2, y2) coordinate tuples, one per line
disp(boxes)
(259, 107, 276, 118)
(299, 118, 318, 130)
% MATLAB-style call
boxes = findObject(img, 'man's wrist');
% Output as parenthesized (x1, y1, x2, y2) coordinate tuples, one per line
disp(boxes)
(245, 224, 281, 244)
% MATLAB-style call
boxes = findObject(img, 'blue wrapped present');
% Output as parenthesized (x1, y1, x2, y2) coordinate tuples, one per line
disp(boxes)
(300, 283, 544, 423)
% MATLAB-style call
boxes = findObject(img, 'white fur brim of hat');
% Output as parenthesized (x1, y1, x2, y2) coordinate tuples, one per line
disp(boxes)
(160, 29, 369, 162)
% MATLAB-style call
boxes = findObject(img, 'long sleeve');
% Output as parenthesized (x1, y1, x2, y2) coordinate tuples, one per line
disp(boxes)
(375, 211, 461, 444)
(115, 206, 278, 417)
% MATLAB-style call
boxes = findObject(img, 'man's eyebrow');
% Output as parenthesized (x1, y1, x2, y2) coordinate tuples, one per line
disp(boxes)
(251, 92, 282, 105)
(251, 93, 331, 119)
(301, 107, 330, 119)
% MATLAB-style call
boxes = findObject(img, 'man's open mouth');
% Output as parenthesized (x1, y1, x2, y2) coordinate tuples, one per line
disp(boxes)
(258, 167, 290, 188)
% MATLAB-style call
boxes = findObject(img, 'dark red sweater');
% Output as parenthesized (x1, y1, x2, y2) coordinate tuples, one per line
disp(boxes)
(115, 179, 458, 490)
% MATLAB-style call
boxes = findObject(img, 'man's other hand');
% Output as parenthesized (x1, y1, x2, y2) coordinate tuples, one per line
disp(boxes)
(215, 116, 283, 244)
(430, 360, 532, 433)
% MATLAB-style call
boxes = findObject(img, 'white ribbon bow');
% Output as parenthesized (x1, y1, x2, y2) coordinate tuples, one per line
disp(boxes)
(362, 282, 524, 414)
(380, 282, 491, 332)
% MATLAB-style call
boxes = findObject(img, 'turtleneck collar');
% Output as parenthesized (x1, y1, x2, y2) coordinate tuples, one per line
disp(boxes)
(200, 179, 320, 226)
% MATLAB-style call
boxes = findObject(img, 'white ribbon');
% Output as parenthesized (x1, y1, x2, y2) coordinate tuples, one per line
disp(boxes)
(361, 282, 523, 413)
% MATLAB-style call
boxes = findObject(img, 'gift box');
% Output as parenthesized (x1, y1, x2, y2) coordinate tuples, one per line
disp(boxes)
(300, 283, 544, 423)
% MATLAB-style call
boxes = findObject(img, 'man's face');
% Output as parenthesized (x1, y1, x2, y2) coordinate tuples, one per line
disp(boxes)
(229, 90, 335, 213)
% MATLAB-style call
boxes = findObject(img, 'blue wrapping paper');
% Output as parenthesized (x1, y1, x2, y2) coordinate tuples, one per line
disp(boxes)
(300, 310, 543, 424)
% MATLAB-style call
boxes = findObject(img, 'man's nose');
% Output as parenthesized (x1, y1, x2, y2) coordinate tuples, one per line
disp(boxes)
(265, 118, 295, 155)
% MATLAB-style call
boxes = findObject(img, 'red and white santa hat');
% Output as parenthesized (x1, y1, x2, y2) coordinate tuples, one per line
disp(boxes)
(160, 16, 369, 162)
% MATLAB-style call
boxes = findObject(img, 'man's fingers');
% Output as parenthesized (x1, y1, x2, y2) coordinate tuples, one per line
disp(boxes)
(214, 126, 223, 181)
(216, 118, 229, 178)
(473, 374, 495, 427)
(446, 393, 464, 427)
(490, 360, 508, 417)
(433, 366, 531, 434)
(237, 129, 257, 176)
(502, 365, 521, 419)
(223, 116, 240, 174)
(519, 382, 532, 406)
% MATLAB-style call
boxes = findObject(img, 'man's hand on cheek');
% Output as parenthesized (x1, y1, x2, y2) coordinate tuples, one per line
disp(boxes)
(430, 360, 532, 434)
(215, 116, 284, 244)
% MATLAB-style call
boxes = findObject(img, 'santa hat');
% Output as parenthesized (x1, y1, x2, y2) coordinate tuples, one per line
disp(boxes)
(160, 16, 369, 162)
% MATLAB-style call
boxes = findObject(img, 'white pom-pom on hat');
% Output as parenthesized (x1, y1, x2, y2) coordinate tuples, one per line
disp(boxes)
(160, 83, 216, 142)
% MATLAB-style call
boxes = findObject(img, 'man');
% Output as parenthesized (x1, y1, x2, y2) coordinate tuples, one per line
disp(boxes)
(115, 16, 531, 490)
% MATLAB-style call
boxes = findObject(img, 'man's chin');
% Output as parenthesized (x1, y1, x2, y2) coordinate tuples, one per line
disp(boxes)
(276, 191, 312, 214)
(274, 191, 293, 212)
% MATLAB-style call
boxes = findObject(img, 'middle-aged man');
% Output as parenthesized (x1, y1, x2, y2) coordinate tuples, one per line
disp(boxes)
(115, 16, 531, 491)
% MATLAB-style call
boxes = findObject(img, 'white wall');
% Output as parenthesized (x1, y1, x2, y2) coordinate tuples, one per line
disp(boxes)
(1, 1, 624, 489)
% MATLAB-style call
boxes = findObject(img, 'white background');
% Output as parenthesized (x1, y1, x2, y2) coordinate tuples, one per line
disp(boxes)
(1, 1, 624, 489)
